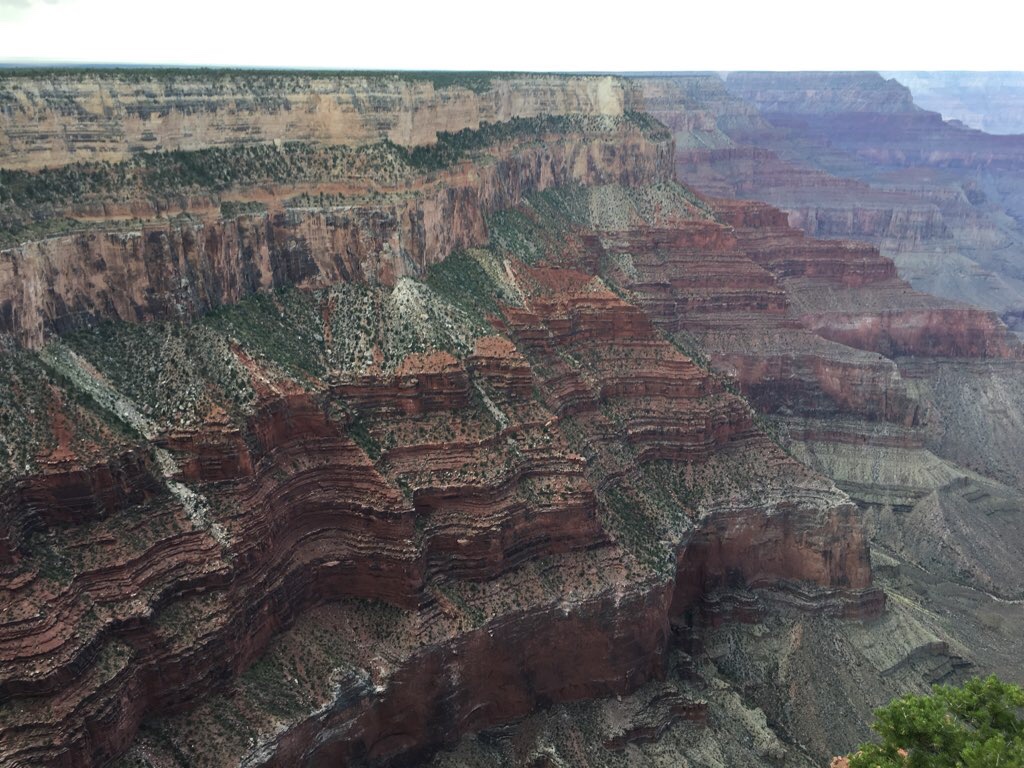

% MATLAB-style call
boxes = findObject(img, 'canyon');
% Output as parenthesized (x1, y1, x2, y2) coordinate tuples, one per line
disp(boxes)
(0, 70, 1022, 768)
(659, 72, 1024, 332)
(881, 72, 1024, 136)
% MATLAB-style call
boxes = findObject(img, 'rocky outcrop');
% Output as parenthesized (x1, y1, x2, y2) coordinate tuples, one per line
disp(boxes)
(0, 123, 672, 348)
(252, 582, 675, 768)
(799, 305, 1021, 359)
(588, 200, 938, 426)
(0, 345, 610, 764)
(0, 197, 884, 766)
(725, 72, 921, 115)
(15, 71, 1003, 768)
(0, 73, 640, 171)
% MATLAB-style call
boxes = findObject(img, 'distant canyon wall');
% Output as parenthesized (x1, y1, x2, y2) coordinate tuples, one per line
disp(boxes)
(0, 73, 639, 171)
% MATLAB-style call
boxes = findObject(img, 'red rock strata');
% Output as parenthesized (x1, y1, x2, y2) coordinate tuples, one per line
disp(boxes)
(0, 236, 883, 766)
(799, 306, 1021, 359)
(0, 125, 672, 348)
(0, 82, 907, 766)
(592, 193, 1019, 433)
(263, 584, 675, 768)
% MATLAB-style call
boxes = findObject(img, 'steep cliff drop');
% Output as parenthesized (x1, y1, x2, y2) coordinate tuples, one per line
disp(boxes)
(0, 71, 1014, 768)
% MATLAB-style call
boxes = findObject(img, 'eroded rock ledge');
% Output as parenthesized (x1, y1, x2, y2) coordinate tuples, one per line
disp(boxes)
(9, 77, 999, 767)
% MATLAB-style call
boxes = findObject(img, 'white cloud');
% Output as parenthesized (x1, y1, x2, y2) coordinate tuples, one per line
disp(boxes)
(0, 0, 63, 10)
(0, 0, 1023, 71)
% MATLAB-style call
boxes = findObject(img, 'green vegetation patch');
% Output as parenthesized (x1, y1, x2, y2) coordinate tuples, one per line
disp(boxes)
(203, 288, 325, 381)
(219, 200, 268, 218)
(324, 279, 483, 375)
(847, 676, 1024, 768)
(0, 344, 60, 477)
(624, 110, 673, 141)
(639, 460, 705, 526)
(0, 142, 405, 245)
(64, 320, 258, 425)
(343, 408, 382, 461)
(599, 483, 670, 573)
(61, 288, 329, 426)
(0, 338, 137, 480)
(485, 186, 590, 266)
(391, 113, 668, 172)
(486, 208, 546, 265)
(238, 654, 307, 719)
(425, 249, 514, 325)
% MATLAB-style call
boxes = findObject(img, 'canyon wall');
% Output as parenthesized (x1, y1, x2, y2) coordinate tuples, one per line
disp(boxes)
(650, 71, 1024, 323)
(0, 123, 672, 347)
(7, 70, 1019, 768)
(0, 223, 883, 766)
(0, 72, 639, 171)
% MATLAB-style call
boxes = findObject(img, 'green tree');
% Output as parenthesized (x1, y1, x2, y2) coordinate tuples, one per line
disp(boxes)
(847, 676, 1024, 768)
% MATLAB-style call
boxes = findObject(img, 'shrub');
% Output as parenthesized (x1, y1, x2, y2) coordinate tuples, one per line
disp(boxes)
(846, 676, 1024, 768)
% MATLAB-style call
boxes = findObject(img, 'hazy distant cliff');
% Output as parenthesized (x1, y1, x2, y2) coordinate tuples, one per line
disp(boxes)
(725, 71, 920, 114)
(884, 71, 1024, 134)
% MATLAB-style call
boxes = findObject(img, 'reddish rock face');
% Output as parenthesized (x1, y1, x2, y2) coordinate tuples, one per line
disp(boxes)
(591, 188, 1020, 438)
(7, 451, 160, 529)
(0, 76, 914, 768)
(0, 215, 885, 765)
(0, 125, 673, 349)
(672, 504, 875, 618)
(268, 584, 675, 768)
(800, 307, 1022, 359)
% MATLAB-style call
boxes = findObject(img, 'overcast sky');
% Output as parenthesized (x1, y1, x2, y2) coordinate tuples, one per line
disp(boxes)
(1, 0, 1022, 71)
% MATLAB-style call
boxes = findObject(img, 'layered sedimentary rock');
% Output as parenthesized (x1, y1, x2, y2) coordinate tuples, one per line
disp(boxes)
(588, 192, 1019, 432)
(0, 140, 885, 768)
(641, 77, 1024, 709)
(0, 72, 638, 171)
(0, 118, 672, 348)
(417, 177, 1024, 768)
(0, 255, 880, 766)
(647, 71, 1024, 324)
(641, 70, 1024, 497)
(7, 70, 1023, 768)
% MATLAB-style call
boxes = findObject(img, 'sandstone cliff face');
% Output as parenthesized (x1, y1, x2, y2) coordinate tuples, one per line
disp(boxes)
(0, 73, 638, 171)
(0, 172, 884, 768)
(10, 71, 1016, 768)
(0, 122, 672, 348)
